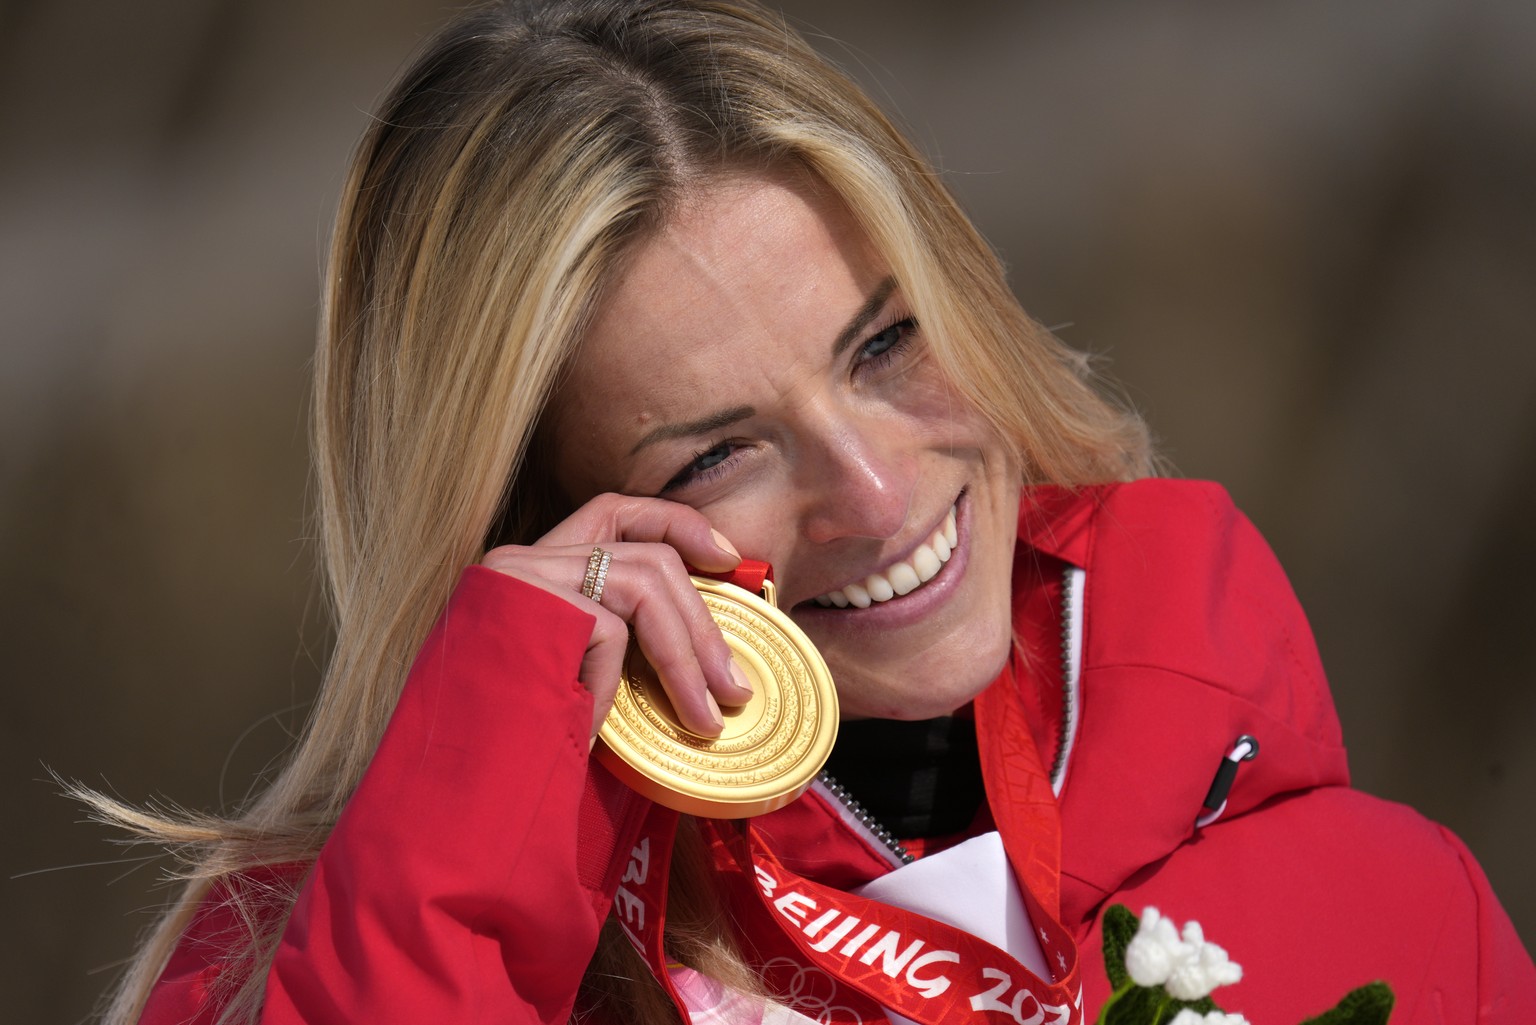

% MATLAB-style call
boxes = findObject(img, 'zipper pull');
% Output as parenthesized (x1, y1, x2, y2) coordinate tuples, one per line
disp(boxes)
(1195, 735, 1259, 828)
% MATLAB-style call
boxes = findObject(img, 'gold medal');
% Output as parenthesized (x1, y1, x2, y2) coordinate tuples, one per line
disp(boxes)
(596, 576, 838, 819)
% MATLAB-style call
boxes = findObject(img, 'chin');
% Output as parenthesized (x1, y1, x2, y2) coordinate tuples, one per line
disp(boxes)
(826, 619, 1015, 721)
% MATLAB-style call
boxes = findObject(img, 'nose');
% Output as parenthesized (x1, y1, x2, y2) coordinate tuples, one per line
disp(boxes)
(796, 411, 917, 544)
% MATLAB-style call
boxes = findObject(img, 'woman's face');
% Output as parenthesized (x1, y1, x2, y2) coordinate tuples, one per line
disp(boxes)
(552, 175, 1021, 719)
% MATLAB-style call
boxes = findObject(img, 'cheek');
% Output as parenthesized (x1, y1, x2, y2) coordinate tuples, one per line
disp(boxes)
(696, 499, 790, 566)
(891, 362, 991, 445)
(900, 366, 1019, 482)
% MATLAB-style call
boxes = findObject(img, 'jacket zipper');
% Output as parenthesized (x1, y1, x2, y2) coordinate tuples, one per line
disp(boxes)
(813, 773, 915, 866)
(1050, 565, 1085, 795)
(815, 563, 1085, 860)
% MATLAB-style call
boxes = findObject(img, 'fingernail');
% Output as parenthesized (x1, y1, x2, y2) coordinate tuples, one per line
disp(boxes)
(706, 692, 725, 731)
(728, 660, 753, 698)
(710, 529, 740, 559)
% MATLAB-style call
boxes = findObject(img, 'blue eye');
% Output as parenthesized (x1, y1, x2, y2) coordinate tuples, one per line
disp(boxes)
(691, 442, 732, 472)
(662, 441, 736, 493)
(856, 318, 917, 368)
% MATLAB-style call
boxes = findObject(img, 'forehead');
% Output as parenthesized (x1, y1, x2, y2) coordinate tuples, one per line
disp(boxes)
(596, 174, 879, 368)
(550, 175, 888, 482)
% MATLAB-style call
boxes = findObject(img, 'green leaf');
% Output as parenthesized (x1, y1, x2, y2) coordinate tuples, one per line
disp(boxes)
(1169, 996, 1220, 1016)
(1298, 981, 1395, 1025)
(1102, 984, 1166, 1025)
(1101, 904, 1139, 990)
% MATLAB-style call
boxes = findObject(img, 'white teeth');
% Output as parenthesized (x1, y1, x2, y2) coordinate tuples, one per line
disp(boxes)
(932, 532, 951, 562)
(887, 562, 921, 596)
(812, 504, 958, 609)
(865, 573, 895, 602)
(912, 544, 941, 580)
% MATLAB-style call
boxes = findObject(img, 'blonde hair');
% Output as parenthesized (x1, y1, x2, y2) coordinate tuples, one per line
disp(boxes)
(86, 1, 1151, 1022)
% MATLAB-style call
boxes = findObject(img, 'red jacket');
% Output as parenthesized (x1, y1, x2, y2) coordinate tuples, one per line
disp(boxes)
(141, 480, 1535, 1024)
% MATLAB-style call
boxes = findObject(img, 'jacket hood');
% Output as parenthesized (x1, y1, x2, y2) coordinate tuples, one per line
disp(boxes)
(1016, 480, 1351, 932)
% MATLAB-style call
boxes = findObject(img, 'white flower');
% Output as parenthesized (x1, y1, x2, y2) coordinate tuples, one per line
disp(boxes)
(1124, 907, 1185, 986)
(1200, 940, 1243, 990)
(1169, 1011, 1249, 1025)
(1123, 907, 1243, 1000)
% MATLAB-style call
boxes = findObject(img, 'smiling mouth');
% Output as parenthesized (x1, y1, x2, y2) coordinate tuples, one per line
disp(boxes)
(810, 504, 958, 609)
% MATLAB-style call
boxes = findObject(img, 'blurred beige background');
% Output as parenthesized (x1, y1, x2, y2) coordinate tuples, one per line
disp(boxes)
(4, 1, 1532, 1021)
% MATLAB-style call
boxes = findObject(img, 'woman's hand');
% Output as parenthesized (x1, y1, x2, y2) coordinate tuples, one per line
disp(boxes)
(480, 493, 753, 746)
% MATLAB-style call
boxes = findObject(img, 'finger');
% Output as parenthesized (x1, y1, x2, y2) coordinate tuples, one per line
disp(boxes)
(719, 659, 754, 708)
(620, 543, 752, 707)
(595, 553, 727, 737)
(499, 537, 748, 706)
(586, 594, 740, 742)
(581, 607, 629, 748)
(483, 542, 744, 731)
(538, 493, 741, 573)
(629, 540, 755, 709)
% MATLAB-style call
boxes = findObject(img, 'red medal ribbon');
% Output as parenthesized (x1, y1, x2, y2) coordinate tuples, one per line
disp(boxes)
(975, 660, 1065, 921)
(690, 558, 774, 595)
(718, 819, 1078, 1024)
(609, 802, 689, 1011)
(610, 656, 1081, 1024)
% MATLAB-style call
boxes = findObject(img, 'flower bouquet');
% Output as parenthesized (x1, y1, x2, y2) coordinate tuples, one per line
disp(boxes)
(1094, 905, 1394, 1025)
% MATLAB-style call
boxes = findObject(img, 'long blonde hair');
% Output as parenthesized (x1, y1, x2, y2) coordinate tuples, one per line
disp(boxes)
(87, 1, 1151, 1022)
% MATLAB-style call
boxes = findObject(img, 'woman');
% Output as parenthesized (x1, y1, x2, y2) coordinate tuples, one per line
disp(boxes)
(92, 1, 1533, 1023)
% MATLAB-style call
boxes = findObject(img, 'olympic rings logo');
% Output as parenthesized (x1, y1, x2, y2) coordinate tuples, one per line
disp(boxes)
(761, 957, 864, 1023)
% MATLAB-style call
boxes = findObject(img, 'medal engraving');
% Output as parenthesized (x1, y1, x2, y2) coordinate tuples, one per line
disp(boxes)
(597, 576, 839, 818)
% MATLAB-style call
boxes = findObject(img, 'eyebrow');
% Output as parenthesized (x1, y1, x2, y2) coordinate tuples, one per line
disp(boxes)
(629, 404, 756, 455)
(627, 276, 900, 456)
